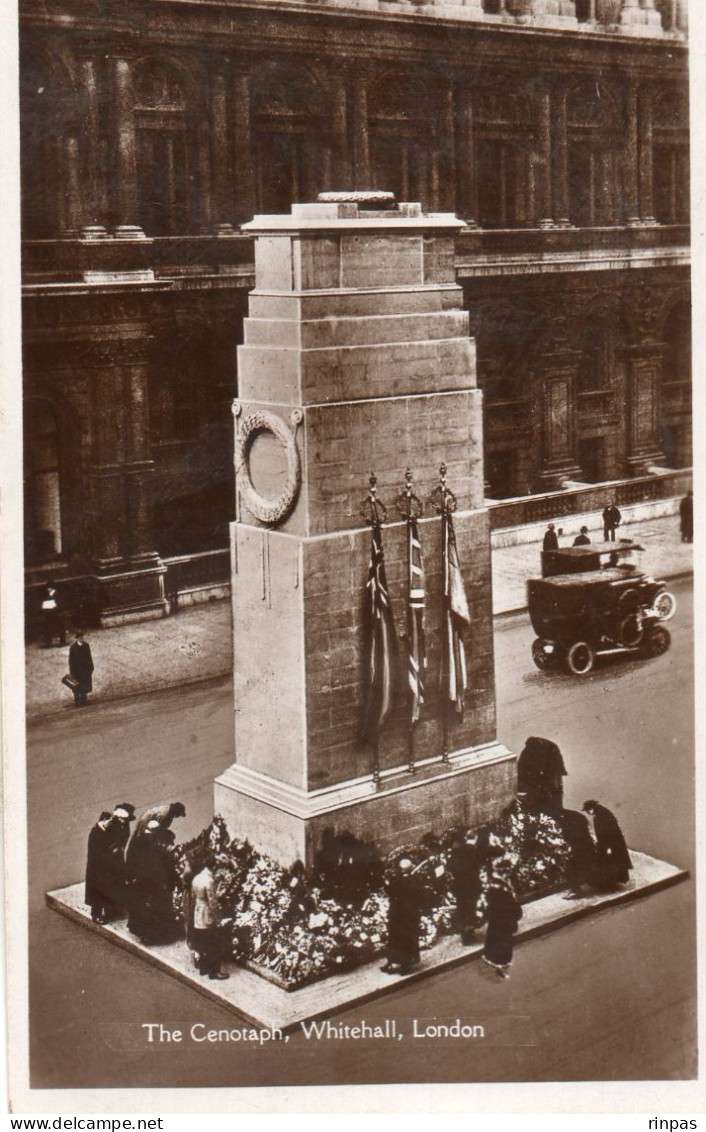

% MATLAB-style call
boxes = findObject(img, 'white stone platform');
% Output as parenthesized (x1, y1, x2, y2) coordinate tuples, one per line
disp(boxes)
(47, 850, 686, 1034)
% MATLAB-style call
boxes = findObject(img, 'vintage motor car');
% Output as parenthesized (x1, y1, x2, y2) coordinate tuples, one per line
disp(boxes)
(527, 540, 676, 675)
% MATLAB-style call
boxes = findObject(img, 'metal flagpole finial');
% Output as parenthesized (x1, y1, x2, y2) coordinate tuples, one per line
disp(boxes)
(396, 468, 423, 521)
(360, 472, 388, 526)
(431, 461, 458, 516)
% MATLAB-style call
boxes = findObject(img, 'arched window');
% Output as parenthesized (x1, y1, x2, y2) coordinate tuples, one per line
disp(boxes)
(24, 400, 63, 564)
(134, 61, 192, 235)
(567, 81, 619, 227)
(368, 76, 448, 211)
(20, 52, 76, 237)
(652, 85, 689, 225)
(149, 329, 209, 444)
(252, 63, 328, 215)
(474, 90, 534, 228)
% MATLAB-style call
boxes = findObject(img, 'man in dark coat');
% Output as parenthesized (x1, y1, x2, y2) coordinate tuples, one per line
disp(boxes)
(85, 811, 115, 923)
(582, 800, 632, 890)
(448, 831, 484, 945)
(680, 491, 693, 543)
(68, 630, 94, 706)
(134, 801, 186, 843)
(602, 501, 622, 542)
(382, 858, 424, 975)
(559, 808, 598, 899)
(572, 526, 591, 546)
(517, 736, 567, 813)
(85, 804, 135, 922)
(543, 523, 559, 551)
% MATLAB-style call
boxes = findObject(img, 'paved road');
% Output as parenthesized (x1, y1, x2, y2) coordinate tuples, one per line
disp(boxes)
(27, 579, 695, 1088)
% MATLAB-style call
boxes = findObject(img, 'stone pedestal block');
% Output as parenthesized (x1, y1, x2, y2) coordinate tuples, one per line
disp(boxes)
(217, 196, 514, 866)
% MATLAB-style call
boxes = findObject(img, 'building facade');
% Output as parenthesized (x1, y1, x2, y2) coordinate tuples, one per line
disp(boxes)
(20, 0, 690, 627)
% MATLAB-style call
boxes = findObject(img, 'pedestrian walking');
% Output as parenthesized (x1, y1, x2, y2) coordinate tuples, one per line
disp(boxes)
(542, 523, 559, 551)
(602, 501, 622, 542)
(679, 490, 693, 543)
(517, 736, 567, 813)
(481, 873, 523, 979)
(381, 857, 424, 975)
(582, 799, 632, 891)
(41, 582, 66, 647)
(68, 629, 94, 706)
(572, 526, 591, 546)
(448, 830, 484, 945)
(184, 849, 232, 980)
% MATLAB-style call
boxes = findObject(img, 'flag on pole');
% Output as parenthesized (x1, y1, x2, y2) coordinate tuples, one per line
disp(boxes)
(361, 521, 398, 744)
(407, 516, 426, 726)
(443, 513, 472, 718)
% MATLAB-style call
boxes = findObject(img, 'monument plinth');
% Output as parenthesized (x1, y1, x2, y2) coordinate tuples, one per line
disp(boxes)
(214, 196, 515, 865)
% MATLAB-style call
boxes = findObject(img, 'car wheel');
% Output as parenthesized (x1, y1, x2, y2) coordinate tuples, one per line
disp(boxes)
(532, 638, 558, 671)
(640, 624, 671, 658)
(618, 613, 644, 648)
(566, 641, 595, 675)
(653, 591, 677, 622)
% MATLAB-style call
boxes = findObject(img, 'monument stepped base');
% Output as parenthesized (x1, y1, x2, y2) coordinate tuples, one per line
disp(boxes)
(47, 850, 687, 1035)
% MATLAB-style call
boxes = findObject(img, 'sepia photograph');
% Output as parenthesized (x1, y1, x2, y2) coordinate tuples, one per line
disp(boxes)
(5, 0, 699, 1109)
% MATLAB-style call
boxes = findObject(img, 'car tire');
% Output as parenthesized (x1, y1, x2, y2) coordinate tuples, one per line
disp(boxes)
(566, 640, 596, 675)
(532, 638, 558, 671)
(640, 624, 671, 658)
(653, 591, 677, 622)
(618, 613, 644, 648)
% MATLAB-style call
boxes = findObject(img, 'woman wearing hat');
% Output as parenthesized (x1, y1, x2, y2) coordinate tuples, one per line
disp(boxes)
(481, 852, 523, 979)
(381, 857, 425, 976)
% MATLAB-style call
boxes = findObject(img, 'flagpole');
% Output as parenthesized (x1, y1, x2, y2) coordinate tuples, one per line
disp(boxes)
(396, 468, 423, 775)
(432, 462, 456, 765)
(360, 473, 389, 791)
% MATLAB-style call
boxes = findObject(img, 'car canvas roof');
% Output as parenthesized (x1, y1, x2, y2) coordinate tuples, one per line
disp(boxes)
(552, 541, 645, 556)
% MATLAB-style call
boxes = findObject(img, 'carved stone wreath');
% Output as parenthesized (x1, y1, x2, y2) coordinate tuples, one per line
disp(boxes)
(236, 409, 301, 525)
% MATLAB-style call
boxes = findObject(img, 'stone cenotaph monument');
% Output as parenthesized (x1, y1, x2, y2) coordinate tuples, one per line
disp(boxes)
(214, 195, 515, 865)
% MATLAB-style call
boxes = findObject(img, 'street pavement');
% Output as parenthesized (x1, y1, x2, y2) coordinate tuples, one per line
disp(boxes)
(26, 577, 695, 1087)
(24, 510, 692, 721)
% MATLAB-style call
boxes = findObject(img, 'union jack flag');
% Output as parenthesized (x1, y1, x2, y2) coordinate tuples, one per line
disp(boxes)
(443, 513, 471, 718)
(407, 517, 426, 726)
(361, 521, 398, 744)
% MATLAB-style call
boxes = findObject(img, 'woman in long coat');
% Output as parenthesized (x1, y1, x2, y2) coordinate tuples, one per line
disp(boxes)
(448, 832, 484, 945)
(582, 800, 632, 890)
(382, 858, 424, 975)
(126, 822, 181, 945)
(482, 876, 523, 979)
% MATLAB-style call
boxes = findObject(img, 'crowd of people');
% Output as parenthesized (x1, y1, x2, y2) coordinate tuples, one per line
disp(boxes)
(85, 801, 232, 981)
(86, 736, 632, 987)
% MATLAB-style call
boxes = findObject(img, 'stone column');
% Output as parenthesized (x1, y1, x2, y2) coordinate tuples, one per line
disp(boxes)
(112, 57, 143, 237)
(351, 72, 371, 190)
(215, 196, 513, 865)
(458, 94, 478, 227)
(537, 91, 554, 227)
(552, 90, 571, 226)
(211, 71, 234, 232)
(64, 136, 82, 236)
(638, 86, 657, 223)
(330, 76, 350, 191)
(439, 87, 457, 214)
(233, 68, 256, 224)
(79, 55, 104, 230)
(624, 76, 641, 224)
